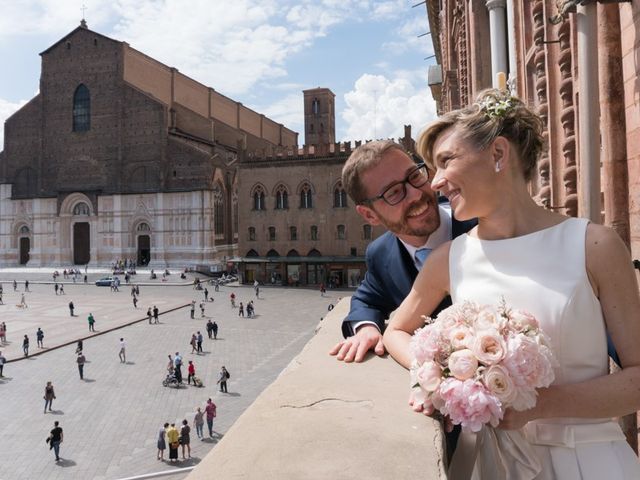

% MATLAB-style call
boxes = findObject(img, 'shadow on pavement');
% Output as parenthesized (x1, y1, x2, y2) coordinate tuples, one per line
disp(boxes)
(0, 376, 14, 383)
(221, 392, 240, 397)
(56, 458, 76, 467)
(83, 378, 96, 383)
(49, 410, 64, 415)
(124, 361, 136, 365)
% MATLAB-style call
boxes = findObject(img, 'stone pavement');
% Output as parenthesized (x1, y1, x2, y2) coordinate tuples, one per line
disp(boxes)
(0, 270, 340, 480)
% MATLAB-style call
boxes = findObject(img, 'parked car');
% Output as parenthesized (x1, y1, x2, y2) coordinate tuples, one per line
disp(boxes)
(95, 276, 116, 286)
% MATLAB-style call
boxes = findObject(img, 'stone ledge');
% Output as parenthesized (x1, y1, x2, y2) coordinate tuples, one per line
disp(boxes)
(186, 298, 446, 479)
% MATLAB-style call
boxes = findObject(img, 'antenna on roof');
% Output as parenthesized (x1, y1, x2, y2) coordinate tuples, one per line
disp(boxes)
(80, 3, 88, 28)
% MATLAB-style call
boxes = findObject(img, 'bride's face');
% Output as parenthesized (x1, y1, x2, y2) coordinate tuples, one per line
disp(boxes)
(429, 126, 499, 221)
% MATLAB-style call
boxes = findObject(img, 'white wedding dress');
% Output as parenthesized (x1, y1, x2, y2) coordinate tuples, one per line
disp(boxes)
(448, 218, 640, 479)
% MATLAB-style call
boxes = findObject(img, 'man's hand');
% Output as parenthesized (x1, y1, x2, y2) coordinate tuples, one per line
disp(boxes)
(329, 325, 385, 362)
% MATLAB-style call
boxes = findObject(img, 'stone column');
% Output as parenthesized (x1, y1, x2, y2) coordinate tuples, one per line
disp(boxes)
(486, 0, 508, 87)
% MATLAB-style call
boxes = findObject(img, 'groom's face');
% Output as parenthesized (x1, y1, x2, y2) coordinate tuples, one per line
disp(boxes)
(356, 149, 440, 246)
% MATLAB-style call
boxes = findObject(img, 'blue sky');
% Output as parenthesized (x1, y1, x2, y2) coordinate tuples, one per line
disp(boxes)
(0, 0, 437, 147)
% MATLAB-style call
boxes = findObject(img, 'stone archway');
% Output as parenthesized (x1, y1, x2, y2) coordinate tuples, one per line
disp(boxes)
(19, 237, 30, 265)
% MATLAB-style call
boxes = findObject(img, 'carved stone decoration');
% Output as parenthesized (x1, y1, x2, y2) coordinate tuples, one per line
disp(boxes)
(557, 20, 578, 216)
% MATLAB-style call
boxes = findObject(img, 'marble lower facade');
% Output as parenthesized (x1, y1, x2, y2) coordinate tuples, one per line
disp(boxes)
(0, 184, 235, 268)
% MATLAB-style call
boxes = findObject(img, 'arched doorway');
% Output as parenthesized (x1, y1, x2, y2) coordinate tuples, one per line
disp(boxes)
(136, 223, 151, 266)
(19, 226, 30, 265)
(73, 222, 90, 264)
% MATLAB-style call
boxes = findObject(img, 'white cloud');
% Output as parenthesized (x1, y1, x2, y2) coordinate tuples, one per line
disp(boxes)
(251, 93, 304, 138)
(341, 71, 437, 142)
(0, 98, 29, 150)
(382, 14, 434, 56)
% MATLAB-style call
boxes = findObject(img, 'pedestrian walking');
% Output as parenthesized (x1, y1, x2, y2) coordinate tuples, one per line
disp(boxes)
(255, 286, 259, 298)
(76, 351, 86, 379)
(238, 302, 244, 317)
(20, 293, 28, 308)
(147, 307, 152, 324)
(320, 282, 326, 296)
(59, 284, 65, 295)
(166, 423, 180, 463)
(157, 423, 168, 461)
(153, 305, 159, 324)
(0, 322, 6, 344)
(230, 292, 236, 308)
(0, 351, 6, 377)
(194, 407, 204, 439)
(212, 321, 218, 340)
(54, 283, 59, 295)
(190, 301, 195, 319)
(22, 334, 29, 357)
(203, 288, 208, 302)
(205, 398, 217, 437)
(75, 340, 83, 354)
(187, 360, 196, 385)
(36, 327, 44, 348)
(190, 334, 197, 354)
(180, 419, 191, 459)
(13, 280, 17, 291)
(68, 301, 74, 316)
(118, 338, 126, 363)
(174, 352, 183, 383)
(216, 366, 229, 393)
(132, 295, 138, 308)
(196, 331, 203, 353)
(199, 301, 205, 317)
(43, 381, 56, 412)
(83, 275, 88, 284)
(206, 319, 213, 339)
(25, 280, 29, 292)
(47, 421, 63, 462)
(88, 313, 95, 332)
(135, 285, 140, 296)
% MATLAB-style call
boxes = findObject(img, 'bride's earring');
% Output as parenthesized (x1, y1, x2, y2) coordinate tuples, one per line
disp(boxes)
(495, 162, 501, 173)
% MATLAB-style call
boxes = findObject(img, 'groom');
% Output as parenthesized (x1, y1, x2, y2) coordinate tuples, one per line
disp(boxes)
(329, 140, 476, 362)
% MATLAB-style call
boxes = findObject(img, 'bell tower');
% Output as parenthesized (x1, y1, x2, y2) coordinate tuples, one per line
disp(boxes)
(303, 87, 335, 146)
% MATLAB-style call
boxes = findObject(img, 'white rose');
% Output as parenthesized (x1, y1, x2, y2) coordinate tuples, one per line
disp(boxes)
(448, 349, 479, 381)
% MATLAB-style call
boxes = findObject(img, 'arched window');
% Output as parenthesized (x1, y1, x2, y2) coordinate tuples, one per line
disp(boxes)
(308, 248, 321, 257)
(312, 98, 320, 115)
(334, 184, 348, 208)
(137, 222, 151, 232)
(275, 185, 288, 210)
(246, 249, 259, 257)
(300, 183, 313, 209)
(73, 202, 90, 216)
(310, 225, 318, 241)
(363, 224, 372, 240)
(214, 185, 225, 236)
(19, 225, 30, 235)
(337, 224, 346, 240)
(268, 226, 276, 241)
(73, 84, 91, 132)
(287, 249, 299, 257)
(253, 186, 265, 211)
(290, 226, 297, 241)
(248, 227, 256, 241)
(266, 249, 279, 257)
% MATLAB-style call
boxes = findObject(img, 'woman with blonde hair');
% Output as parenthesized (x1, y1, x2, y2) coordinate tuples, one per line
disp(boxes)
(384, 89, 640, 479)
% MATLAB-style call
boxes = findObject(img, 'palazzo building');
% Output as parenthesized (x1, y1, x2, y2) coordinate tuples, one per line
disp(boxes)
(0, 21, 297, 268)
(425, 0, 640, 259)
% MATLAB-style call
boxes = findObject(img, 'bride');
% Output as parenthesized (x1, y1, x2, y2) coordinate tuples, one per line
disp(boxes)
(383, 89, 640, 479)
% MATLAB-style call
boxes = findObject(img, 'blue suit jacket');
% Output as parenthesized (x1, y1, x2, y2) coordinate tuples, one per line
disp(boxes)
(342, 214, 476, 338)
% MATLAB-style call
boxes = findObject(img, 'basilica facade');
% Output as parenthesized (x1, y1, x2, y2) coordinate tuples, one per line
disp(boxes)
(0, 22, 297, 268)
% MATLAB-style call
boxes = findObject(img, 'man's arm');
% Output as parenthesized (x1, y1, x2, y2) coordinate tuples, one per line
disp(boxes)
(330, 240, 401, 362)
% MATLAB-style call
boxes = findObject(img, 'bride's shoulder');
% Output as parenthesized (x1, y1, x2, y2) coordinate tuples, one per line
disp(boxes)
(585, 222, 631, 275)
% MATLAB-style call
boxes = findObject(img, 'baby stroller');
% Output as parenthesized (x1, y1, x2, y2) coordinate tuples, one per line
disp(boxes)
(162, 372, 180, 388)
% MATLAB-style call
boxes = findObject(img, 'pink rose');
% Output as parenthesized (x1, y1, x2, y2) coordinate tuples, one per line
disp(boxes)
(503, 334, 555, 390)
(414, 361, 442, 392)
(509, 310, 539, 332)
(472, 329, 506, 365)
(448, 349, 479, 381)
(473, 306, 504, 331)
(449, 326, 474, 350)
(410, 324, 443, 364)
(437, 378, 503, 432)
(482, 365, 517, 405)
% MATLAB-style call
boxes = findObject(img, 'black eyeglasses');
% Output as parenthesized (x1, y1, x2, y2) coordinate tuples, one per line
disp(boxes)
(360, 161, 431, 206)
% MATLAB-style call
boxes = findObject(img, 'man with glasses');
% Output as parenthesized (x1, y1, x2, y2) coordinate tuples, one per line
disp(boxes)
(330, 140, 475, 363)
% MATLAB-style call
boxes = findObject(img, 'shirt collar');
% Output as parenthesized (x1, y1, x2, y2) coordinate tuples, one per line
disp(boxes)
(399, 203, 452, 268)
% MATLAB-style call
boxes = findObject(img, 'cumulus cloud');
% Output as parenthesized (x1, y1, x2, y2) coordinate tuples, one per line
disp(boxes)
(341, 71, 437, 142)
(0, 98, 29, 150)
(251, 92, 304, 137)
(382, 14, 434, 56)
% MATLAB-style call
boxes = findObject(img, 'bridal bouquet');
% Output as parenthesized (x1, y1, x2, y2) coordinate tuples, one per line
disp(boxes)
(410, 300, 555, 432)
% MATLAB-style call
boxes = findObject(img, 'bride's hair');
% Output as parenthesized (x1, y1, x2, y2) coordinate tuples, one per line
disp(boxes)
(417, 89, 544, 181)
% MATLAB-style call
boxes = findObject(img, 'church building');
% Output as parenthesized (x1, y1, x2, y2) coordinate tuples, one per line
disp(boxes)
(0, 21, 297, 268)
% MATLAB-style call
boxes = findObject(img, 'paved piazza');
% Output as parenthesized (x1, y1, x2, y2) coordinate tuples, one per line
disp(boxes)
(0, 270, 336, 479)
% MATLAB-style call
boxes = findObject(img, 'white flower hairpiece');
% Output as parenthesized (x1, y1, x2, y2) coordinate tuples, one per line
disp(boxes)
(476, 96, 515, 119)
